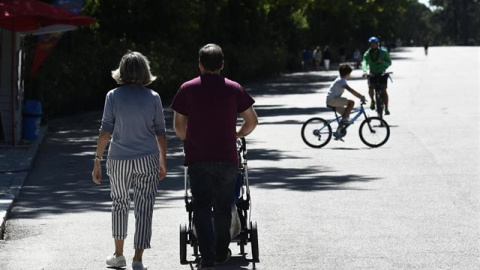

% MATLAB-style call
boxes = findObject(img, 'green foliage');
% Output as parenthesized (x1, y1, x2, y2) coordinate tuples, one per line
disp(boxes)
(429, 0, 479, 45)
(398, 0, 432, 45)
(23, 0, 478, 117)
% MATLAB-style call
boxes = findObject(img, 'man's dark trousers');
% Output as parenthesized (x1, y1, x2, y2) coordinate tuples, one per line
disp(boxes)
(188, 162, 237, 266)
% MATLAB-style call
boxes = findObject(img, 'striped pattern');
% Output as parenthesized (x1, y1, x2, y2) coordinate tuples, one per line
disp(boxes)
(106, 154, 159, 249)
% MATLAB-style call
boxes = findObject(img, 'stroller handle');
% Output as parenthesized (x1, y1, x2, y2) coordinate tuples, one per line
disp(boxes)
(240, 137, 247, 158)
(184, 166, 189, 202)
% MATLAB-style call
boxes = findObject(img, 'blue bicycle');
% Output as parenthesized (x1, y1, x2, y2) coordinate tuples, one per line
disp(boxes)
(301, 101, 390, 148)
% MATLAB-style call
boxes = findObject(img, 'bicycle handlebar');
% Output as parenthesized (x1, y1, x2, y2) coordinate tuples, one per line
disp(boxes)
(366, 72, 393, 77)
(365, 72, 394, 84)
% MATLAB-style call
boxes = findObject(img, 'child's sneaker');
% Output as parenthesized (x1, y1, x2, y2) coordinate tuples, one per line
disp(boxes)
(106, 254, 126, 268)
(333, 131, 344, 142)
(132, 261, 148, 270)
(370, 100, 375, 110)
(341, 118, 353, 125)
(385, 108, 390, 115)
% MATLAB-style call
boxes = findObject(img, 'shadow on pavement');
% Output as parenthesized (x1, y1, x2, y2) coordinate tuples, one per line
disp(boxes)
(390, 55, 413, 61)
(8, 110, 187, 219)
(244, 146, 378, 191)
(255, 105, 332, 119)
(186, 254, 255, 270)
(247, 148, 304, 162)
(8, 69, 380, 220)
(247, 72, 335, 97)
(249, 166, 377, 191)
(330, 147, 365, 151)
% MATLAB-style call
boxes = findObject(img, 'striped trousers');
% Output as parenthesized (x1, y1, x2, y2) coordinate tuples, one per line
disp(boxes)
(106, 154, 159, 249)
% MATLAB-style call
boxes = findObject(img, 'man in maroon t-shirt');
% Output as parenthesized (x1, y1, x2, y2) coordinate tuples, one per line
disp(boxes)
(171, 44, 258, 269)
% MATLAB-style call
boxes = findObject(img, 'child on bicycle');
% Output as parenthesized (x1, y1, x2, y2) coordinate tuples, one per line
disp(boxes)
(326, 63, 365, 126)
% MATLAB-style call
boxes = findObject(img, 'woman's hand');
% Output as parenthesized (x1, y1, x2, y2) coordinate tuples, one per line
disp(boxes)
(92, 159, 102, 184)
(159, 162, 167, 180)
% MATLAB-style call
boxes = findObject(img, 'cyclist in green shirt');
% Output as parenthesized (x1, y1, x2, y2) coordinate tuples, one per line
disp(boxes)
(362, 37, 392, 115)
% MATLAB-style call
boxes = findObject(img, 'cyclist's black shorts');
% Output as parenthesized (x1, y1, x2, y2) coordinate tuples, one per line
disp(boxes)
(368, 74, 389, 88)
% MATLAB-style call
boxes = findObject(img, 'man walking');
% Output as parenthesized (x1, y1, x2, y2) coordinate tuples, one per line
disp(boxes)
(171, 44, 258, 269)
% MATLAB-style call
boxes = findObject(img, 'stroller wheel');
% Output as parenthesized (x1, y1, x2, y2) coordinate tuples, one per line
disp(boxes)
(193, 242, 199, 256)
(180, 224, 188, 264)
(240, 243, 245, 255)
(250, 221, 260, 262)
(239, 233, 246, 255)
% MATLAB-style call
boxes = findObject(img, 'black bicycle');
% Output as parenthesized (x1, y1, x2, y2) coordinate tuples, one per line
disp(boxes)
(368, 72, 392, 119)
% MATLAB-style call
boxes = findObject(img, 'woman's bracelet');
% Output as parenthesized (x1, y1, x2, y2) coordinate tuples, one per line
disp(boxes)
(94, 155, 102, 161)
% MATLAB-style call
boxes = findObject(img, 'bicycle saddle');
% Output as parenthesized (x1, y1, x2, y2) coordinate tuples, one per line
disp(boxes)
(327, 105, 337, 111)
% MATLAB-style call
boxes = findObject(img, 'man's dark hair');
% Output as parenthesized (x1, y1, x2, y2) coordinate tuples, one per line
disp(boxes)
(339, 63, 352, 77)
(199, 44, 224, 71)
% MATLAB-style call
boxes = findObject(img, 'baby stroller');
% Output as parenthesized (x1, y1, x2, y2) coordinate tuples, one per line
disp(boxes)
(180, 138, 260, 265)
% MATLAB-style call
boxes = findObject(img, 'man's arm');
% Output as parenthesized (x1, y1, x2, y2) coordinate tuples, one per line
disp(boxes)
(362, 51, 369, 74)
(382, 50, 392, 69)
(173, 111, 188, 141)
(237, 106, 259, 138)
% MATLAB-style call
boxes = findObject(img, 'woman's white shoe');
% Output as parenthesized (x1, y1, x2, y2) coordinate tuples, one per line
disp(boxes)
(132, 261, 148, 270)
(106, 254, 127, 267)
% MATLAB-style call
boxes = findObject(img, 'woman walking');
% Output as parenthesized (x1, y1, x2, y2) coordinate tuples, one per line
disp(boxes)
(323, 46, 332, 70)
(92, 51, 167, 270)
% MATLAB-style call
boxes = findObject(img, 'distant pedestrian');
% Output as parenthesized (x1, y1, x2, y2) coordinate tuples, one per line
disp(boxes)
(302, 47, 314, 71)
(171, 43, 258, 270)
(424, 41, 429, 55)
(339, 45, 346, 63)
(323, 46, 332, 70)
(313, 46, 323, 71)
(353, 48, 362, 69)
(92, 51, 167, 270)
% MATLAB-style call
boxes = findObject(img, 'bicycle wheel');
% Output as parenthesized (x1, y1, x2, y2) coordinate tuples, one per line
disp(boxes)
(375, 89, 384, 119)
(301, 117, 332, 148)
(359, 117, 390, 147)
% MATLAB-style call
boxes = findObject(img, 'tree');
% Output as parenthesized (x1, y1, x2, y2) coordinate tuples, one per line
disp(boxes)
(26, 0, 476, 117)
(398, 0, 433, 46)
(430, 0, 480, 44)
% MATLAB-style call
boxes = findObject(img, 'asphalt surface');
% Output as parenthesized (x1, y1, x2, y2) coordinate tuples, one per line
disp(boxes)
(0, 47, 478, 270)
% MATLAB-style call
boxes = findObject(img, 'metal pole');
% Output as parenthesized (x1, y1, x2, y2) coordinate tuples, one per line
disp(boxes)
(11, 30, 16, 146)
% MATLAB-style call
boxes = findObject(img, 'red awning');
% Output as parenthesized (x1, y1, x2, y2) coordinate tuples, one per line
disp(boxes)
(0, 0, 95, 32)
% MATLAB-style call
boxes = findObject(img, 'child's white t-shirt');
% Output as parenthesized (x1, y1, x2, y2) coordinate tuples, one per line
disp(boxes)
(326, 76, 348, 100)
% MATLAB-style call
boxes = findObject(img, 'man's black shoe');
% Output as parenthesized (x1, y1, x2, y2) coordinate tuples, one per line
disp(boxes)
(215, 249, 232, 265)
(198, 263, 214, 270)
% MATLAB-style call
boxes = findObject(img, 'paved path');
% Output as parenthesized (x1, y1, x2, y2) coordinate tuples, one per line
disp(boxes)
(0, 47, 478, 270)
(0, 127, 46, 240)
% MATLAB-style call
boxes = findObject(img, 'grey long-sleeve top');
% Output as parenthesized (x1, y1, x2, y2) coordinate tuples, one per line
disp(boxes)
(100, 85, 166, 160)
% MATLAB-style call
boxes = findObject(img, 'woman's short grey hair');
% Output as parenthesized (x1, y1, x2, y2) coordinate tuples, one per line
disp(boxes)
(112, 51, 156, 86)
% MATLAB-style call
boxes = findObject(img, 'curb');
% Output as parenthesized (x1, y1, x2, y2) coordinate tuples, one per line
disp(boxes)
(0, 125, 47, 240)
